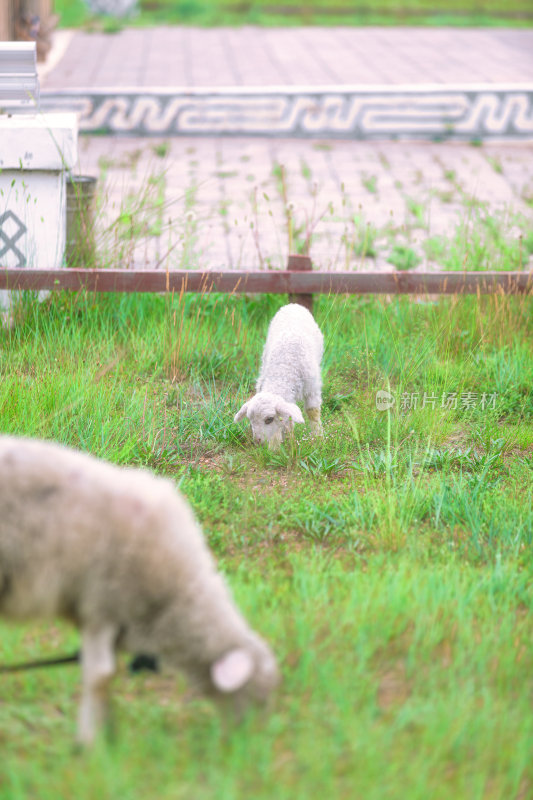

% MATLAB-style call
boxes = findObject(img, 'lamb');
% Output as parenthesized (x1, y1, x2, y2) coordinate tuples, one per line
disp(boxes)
(0, 435, 279, 746)
(234, 303, 324, 449)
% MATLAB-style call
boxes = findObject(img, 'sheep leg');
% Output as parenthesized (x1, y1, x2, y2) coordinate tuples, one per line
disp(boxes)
(0, 567, 11, 609)
(306, 406, 323, 437)
(77, 625, 117, 746)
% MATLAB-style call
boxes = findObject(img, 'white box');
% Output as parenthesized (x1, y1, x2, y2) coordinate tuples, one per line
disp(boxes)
(0, 112, 78, 315)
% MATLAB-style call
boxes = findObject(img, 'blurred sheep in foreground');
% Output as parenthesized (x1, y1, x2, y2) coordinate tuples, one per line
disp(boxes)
(0, 436, 279, 745)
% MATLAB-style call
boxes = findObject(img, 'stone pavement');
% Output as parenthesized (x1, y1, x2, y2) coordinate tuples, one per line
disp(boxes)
(77, 135, 533, 271)
(40, 27, 533, 139)
(42, 27, 533, 88)
(39, 26, 533, 271)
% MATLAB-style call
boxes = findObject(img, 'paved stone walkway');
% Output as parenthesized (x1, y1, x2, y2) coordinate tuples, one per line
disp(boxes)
(39, 26, 533, 271)
(39, 27, 533, 140)
(77, 135, 533, 271)
(43, 27, 533, 88)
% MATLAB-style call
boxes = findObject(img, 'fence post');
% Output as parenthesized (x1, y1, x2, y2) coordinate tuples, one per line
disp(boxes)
(287, 253, 313, 313)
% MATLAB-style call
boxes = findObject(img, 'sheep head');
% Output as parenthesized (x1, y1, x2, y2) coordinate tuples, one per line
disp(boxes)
(233, 392, 304, 449)
(210, 638, 280, 713)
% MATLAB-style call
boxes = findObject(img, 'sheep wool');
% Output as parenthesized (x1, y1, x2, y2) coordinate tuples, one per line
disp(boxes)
(0, 435, 279, 745)
(234, 303, 324, 448)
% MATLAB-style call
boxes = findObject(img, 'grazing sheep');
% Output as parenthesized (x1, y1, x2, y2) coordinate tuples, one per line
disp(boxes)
(234, 304, 324, 449)
(0, 436, 279, 746)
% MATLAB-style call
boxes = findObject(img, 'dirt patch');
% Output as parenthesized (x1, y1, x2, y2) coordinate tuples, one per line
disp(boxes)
(377, 662, 411, 710)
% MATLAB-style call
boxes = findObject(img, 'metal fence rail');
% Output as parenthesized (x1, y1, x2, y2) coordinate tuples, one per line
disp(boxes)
(0, 267, 531, 295)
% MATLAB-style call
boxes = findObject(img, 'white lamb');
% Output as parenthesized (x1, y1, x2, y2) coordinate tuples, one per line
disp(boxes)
(234, 303, 324, 449)
(0, 435, 279, 746)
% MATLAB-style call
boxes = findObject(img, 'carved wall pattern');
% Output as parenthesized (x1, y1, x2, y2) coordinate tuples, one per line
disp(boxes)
(41, 88, 533, 139)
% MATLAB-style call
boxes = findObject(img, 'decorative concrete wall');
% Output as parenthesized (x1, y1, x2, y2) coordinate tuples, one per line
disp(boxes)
(41, 85, 533, 140)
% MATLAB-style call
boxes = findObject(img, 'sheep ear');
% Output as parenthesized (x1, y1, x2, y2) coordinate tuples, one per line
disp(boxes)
(211, 648, 254, 693)
(234, 402, 250, 423)
(276, 399, 304, 425)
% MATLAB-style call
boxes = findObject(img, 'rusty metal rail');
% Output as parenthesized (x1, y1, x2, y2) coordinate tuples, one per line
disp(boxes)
(0, 266, 531, 296)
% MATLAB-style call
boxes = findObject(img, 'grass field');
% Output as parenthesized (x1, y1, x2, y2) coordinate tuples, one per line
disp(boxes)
(55, 0, 533, 28)
(0, 286, 532, 798)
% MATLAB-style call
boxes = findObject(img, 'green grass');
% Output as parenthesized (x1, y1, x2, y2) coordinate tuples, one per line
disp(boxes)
(426, 208, 533, 272)
(0, 289, 532, 797)
(387, 243, 422, 270)
(54, 0, 533, 27)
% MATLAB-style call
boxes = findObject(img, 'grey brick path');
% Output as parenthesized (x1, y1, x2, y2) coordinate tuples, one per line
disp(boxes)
(77, 135, 533, 272)
(41, 26, 533, 272)
(43, 27, 533, 88)
(39, 27, 533, 139)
